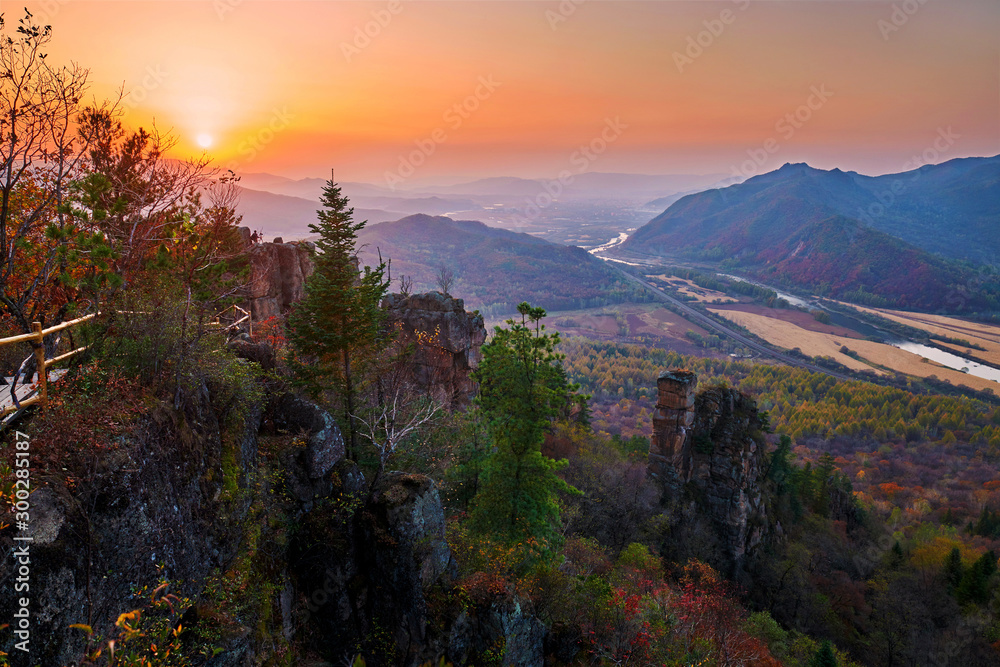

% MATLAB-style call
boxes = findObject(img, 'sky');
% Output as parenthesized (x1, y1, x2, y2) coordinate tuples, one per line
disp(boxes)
(10, 0, 1000, 187)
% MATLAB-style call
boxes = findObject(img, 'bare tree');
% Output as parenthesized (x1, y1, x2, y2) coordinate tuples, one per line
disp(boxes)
(0, 11, 117, 332)
(355, 382, 441, 491)
(399, 274, 413, 297)
(435, 264, 455, 295)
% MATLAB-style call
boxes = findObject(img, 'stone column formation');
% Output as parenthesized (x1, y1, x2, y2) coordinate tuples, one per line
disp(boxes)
(649, 369, 697, 492)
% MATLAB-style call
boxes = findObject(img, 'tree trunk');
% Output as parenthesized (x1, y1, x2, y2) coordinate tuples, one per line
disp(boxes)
(343, 347, 357, 459)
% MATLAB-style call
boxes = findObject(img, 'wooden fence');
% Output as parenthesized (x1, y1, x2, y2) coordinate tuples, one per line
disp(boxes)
(210, 304, 252, 336)
(0, 313, 97, 418)
(0, 304, 253, 418)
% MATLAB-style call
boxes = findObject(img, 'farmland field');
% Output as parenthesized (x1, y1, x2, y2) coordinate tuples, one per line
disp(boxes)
(708, 306, 1000, 393)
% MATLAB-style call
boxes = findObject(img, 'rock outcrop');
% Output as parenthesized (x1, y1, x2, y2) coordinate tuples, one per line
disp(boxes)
(3, 335, 541, 665)
(2, 381, 263, 665)
(244, 232, 315, 320)
(384, 292, 487, 408)
(649, 370, 698, 491)
(649, 371, 769, 567)
(293, 469, 546, 666)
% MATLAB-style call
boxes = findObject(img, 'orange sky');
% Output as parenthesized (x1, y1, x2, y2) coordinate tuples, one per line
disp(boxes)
(12, 0, 1000, 185)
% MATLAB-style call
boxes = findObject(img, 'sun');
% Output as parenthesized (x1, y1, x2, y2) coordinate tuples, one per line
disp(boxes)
(196, 133, 213, 149)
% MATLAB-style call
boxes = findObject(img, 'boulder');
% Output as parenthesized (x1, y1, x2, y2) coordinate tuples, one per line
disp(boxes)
(384, 292, 487, 408)
(272, 393, 345, 481)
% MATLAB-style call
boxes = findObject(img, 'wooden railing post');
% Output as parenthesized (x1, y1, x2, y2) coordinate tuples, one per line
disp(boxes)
(32, 321, 46, 406)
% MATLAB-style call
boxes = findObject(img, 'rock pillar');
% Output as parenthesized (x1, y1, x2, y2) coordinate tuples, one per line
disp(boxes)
(649, 370, 697, 491)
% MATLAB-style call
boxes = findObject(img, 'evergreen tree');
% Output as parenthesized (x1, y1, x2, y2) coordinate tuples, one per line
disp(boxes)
(974, 507, 1000, 538)
(887, 541, 905, 570)
(944, 547, 964, 590)
(768, 434, 793, 493)
(469, 302, 581, 547)
(814, 452, 836, 517)
(956, 550, 997, 605)
(287, 180, 390, 458)
(809, 641, 838, 667)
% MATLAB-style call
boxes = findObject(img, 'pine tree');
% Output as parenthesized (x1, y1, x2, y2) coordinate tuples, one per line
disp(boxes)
(768, 434, 793, 493)
(809, 641, 838, 667)
(287, 179, 390, 458)
(944, 547, 963, 590)
(887, 541, 905, 570)
(469, 302, 581, 547)
(956, 550, 996, 605)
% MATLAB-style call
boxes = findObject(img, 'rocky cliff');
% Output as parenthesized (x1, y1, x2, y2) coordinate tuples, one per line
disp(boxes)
(241, 228, 315, 321)
(3, 344, 540, 665)
(2, 380, 263, 665)
(384, 292, 487, 408)
(649, 370, 769, 567)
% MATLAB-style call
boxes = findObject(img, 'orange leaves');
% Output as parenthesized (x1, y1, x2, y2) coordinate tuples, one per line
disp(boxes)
(253, 316, 287, 350)
(457, 571, 509, 606)
(877, 482, 905, 499)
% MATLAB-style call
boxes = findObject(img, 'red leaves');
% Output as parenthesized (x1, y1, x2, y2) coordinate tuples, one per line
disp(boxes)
(584, 586, 659, 665)
(29, 363, 145, 473)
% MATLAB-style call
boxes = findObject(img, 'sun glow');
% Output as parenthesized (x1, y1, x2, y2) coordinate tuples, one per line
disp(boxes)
(196, 133, 213, 149)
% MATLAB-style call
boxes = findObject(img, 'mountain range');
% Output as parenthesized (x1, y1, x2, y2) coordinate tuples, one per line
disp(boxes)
(619, 156, 1000, 311)
(234, 170, 730, 243)
(356, 214, 645, 314)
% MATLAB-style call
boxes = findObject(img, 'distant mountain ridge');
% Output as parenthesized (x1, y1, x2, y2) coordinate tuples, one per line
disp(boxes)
(619, 156, 1000, 312)
(357, 214, 646, 314)
(235, 187, 398, 240)
(240, 170, 728, 203)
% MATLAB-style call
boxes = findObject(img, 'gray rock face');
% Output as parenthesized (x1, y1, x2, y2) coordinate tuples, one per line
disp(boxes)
(648, 371, 769, 565)
(289, 466, 548, 665)
(272, 393, 345, 481)
(370, 473, 453, 588)
(1, 381, 262, 665)
(294, 471, 458, 666)
(384, 292, 487, 408)
(445, 596, 546, 667)
(494, 598, 546, 667)
(246, 237, 315, 321)
(362, 473, 455, 666)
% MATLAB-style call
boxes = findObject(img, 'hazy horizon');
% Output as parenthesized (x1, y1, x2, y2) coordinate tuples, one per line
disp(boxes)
(15, 0, 998, 188)
(239, 153, 1000, 191)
